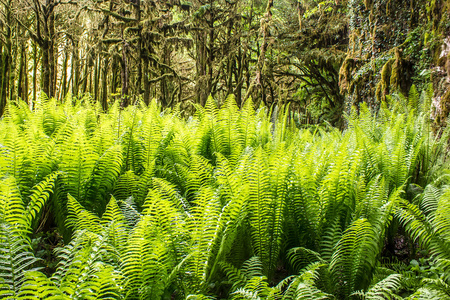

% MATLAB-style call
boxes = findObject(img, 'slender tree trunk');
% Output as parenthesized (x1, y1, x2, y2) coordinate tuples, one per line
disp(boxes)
(33, 42, 38, 108)
(101, 57, 109, 110)
(41, 41, 51, 98)
(8, 28, 15, 102)
(143, 58, 150, 105)
(88, 66, 92, 95)
(71, 41, 79, 98)
(195, 32, 208, 106)
(23, 44, 28, 104)
(49, 10, 56, 98)
(135, 0, 142, 102)
(0, 44, 7, 116)
(61, 50, 68, 102)
(120, 41, 129, 107)
(94, 54, 99, 100)
(17, 43, 25, 101)
(1, 21, 12, 114)
(244, 0, 273, 102)
(111, 55, 118, 95)
(81, 60, 88, 94)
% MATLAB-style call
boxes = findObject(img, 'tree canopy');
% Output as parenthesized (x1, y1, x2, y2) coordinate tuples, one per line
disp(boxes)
(1, 0, 449, 126)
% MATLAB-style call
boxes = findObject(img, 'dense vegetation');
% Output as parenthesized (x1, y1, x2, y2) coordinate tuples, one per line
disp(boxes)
(0, 88, 449, 299)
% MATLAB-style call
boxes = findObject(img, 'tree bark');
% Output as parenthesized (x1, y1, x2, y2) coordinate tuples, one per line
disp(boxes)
(101, 57, 109, 110)
(71, 40, 79, 98)
(143, 58, 150, 105)
(33, 42, 38, 108)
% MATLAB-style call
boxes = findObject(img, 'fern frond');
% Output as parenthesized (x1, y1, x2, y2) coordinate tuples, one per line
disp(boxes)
(286, 247, 324, 274)
(246, 147, 272, 273)
(0, 177, 28, 231)
(122, 216, 173, 299)
(185, 186, 221, 292)
(330, 218, 379, 297)
(25, 172, 59, 230)
(281, 262, 331, 300)
(18, 271, 68, 300)
(101, 196, 129, 254)
(84, 145, 123, 215)
(351, 274, 403, 300)
(51, 231, 122, 299)
(66, 194, 101, 233)
(0, 223, 39, 299)
(119, 196, 141, 227)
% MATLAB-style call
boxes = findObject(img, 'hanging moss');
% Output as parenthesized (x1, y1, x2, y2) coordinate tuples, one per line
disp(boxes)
(390, 48, 402, 89)
(363, 0, 373, 11)
(339, 57, 355, 93)
(375, 58, 394, 101)
(438, 88, 450, 126)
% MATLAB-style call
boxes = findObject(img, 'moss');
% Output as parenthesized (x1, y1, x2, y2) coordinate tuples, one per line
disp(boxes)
(339, 58, 355, 93)
(376, 57, 394, 102)
(375, 81, 383, 102)
(447, 50, 450, 76)
(435, 89, 450, 127)
(364, 0, 373, 11)
(427, 0, 450, 32)
(390, 48, 402, 89)
(386, 0, 391, 15)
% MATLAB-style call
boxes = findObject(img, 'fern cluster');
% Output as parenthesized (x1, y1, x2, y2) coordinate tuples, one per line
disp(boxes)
(0, 90, 449, 299)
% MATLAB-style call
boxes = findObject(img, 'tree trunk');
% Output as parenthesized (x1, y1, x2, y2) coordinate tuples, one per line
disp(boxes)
(71, 40, 79, 98)
(94, 53, 99, 101)
(101, 57, 109, 110)
(41, 40, 51, 98)
(60, 50, 69, 102)
(143, 58, 150, 105)
(0, 44, 7, 116)
(49, 8, 56, 98)
(1, 21, 12, 115)
(33, 42, 38, 108)
(135, 0, 142, 103)
(17, 43, 25, 101)
(120, 42, 129, 107)
(23, 44, 28, 104)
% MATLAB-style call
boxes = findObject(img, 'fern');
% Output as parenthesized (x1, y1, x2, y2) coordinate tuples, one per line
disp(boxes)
(0, 223, 40, 299)
(351, 274, 403, 299)
(83, 145, 123, 215)
(246, 147, 272, 273)
(330, 218, 379, 298)
(0, 177, 28, 231)
(18, 271, 68, 299)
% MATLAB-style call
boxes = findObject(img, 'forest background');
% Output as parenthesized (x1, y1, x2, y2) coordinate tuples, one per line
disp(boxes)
(1, 0, 450, 126)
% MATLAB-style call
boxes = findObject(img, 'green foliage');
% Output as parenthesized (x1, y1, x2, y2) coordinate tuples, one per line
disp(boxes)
(0, 93, 449, 299)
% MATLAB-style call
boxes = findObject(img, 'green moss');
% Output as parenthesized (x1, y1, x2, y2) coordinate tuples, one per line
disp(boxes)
(375, 81, 383, 102)
(390, 48, 402, 89)
(339, 58, 355, 92)
(438, 89, 450, 127)
(376, 57, 394, 102)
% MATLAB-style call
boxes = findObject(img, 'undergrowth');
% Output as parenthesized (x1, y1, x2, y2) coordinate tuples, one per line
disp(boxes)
(0, 89, 449, 299)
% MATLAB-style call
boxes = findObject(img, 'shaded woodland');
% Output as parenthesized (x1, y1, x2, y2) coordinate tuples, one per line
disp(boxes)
(1, 0, 449, 126)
